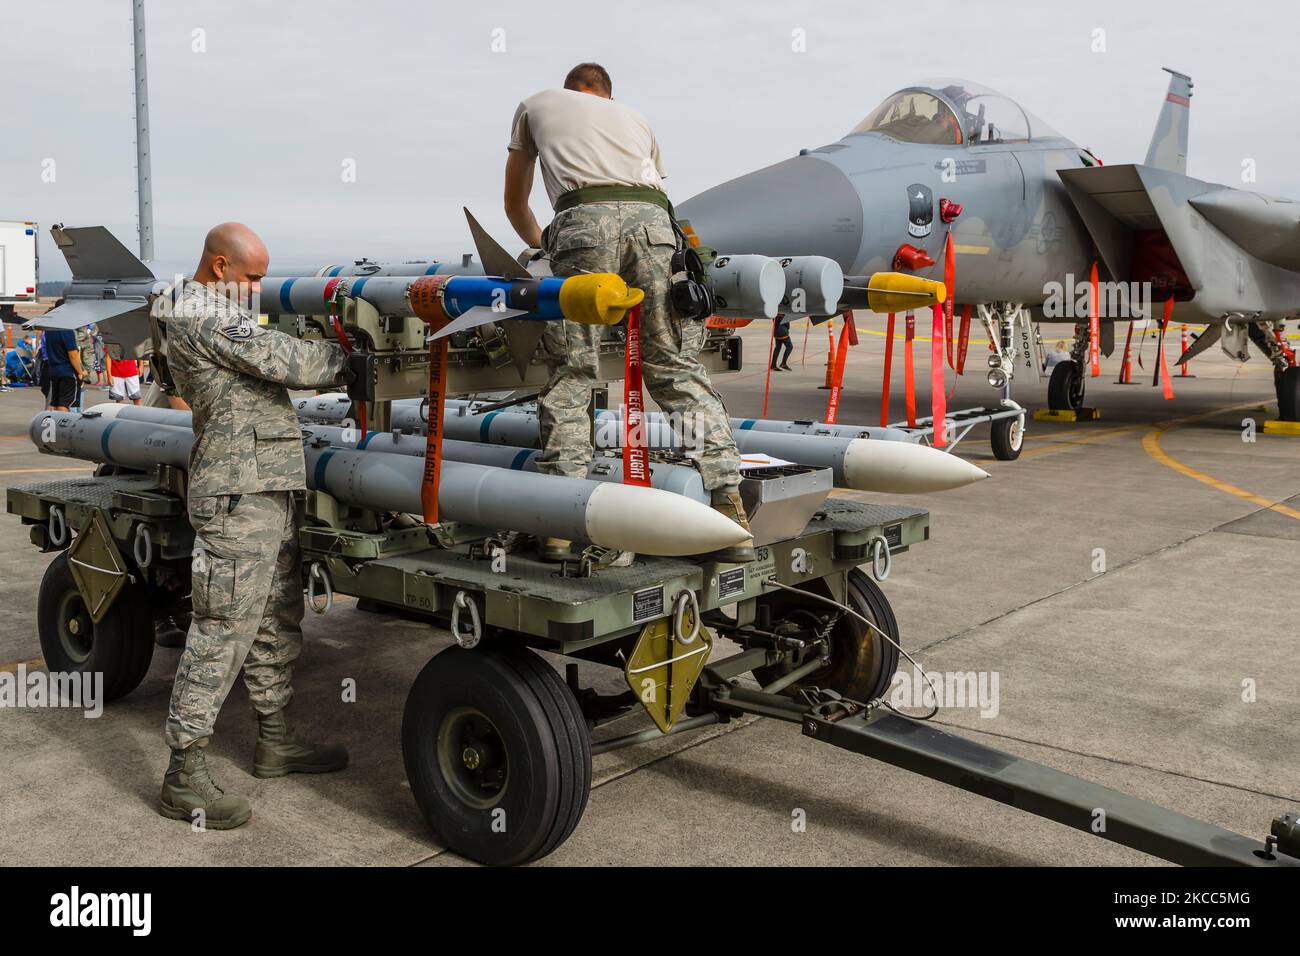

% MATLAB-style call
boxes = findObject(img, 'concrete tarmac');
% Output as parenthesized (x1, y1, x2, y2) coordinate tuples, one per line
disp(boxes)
(1, 317, 1296, 866)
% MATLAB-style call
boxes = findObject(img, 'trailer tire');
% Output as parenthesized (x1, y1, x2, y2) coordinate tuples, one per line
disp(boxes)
(1048, 359, 1085, 411)
(36, 552, 155, 702)
(402, 643, 591, 866)
(990, 414, 1024, 461)
(753, 568, 900, 703)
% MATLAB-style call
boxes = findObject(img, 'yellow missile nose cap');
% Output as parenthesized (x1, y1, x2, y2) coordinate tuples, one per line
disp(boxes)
(865, 272, 947, 313)
(559, 273, 645, 326)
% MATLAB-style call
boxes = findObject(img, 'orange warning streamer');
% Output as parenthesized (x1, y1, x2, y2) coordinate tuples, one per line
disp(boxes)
(1156, 296, 1175, 401)
(825, 319, 851, 424)
(1089, 261, 1101, 377)
(880, 312, 896, 427)
(904, 312, 917, 428)
(930, 303, 947, 447)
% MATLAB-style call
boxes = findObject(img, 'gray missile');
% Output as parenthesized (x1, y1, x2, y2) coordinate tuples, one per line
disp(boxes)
(302, 425, 709, 503)
(87, 402, 192, 430)
(777, 256, 844, 317)
(709, 254, 785, 319)
(291, 396, 987, 493)
(29, 412, 750, 556)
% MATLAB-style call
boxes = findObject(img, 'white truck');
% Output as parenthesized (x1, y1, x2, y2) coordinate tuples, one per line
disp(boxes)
(0, 219, 39, 322)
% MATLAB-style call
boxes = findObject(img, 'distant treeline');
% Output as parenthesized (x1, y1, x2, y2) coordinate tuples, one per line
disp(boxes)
(37, 281, 67, 296)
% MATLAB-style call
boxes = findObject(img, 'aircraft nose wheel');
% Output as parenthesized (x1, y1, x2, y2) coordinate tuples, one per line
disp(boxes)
(990, 414, 1025, 460)
(1048, 359, 1086, 411)
(402, 643, 591, 866)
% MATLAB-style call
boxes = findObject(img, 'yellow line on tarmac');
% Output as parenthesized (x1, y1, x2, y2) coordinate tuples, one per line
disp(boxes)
(0, 657, 44, 673)
(1142, 423, 1300, 522)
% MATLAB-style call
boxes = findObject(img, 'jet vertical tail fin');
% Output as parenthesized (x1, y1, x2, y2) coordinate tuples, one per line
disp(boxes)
(1144, 68, 1193, 174)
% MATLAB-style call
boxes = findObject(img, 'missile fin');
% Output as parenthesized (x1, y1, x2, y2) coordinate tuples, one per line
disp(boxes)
(464, 208, 531, 280)
(500, 320, 548, 380)
(431, 305, 528, 340)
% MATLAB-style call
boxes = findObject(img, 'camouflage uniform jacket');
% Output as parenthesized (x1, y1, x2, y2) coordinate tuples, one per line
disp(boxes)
(168, 280, 347, 497)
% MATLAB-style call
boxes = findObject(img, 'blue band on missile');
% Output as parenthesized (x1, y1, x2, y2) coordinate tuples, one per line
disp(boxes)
(480, 411, 498, 442)
(328, 266, 343, 277)
(351, 278, 369, 298)
(279, 279, 295, 313)
(738, 420, 756, 430)
(357, 431, 377, 449)
(510, 449, 533, 470)
(312, 448, 336, 490)
(100, 420, 118, 464)
(425, 264, 441, 275)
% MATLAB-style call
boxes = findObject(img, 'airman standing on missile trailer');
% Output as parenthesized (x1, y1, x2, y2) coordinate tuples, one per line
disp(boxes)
(157, 222, 354, 830)
(504, 62, 754, 563)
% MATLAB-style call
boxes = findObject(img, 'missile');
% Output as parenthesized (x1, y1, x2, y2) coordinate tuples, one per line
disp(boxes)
(268, 258, 483, 279)
(87, 402, 192, 430)
(301, 425, 709, 502)
(709, 254, 785, 319)
(348, 401, 986, 494)
(30, 412, 748, 556)
(258, 271, 642, 340)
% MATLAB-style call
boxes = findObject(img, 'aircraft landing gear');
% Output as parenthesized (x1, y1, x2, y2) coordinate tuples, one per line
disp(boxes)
(1047, 359, 1086, 412)
(1250, 321, 1299, 421)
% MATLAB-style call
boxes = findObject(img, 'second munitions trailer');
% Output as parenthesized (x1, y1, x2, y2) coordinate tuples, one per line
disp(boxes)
(8, 226, 1298, 866)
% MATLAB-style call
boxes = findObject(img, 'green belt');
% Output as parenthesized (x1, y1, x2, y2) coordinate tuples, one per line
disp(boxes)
(554, 185, 674, 216)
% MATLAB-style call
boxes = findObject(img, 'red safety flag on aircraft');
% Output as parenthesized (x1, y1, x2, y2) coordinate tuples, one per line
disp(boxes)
(825, 320, 851, 424)
(956, 304, 972, 375)
(944, 233, 956, 370)
(622, 305, 652, 486)
(881, 312, 896, 427)
(904, 312, 917, 428)
(1156, 296, 1176, 401)
(1088, 261, 1101, 377)
(931, 303, 947, 447)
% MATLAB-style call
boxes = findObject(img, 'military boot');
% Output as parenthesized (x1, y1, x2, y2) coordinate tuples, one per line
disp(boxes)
(159, 738, 252, 830)
(253, 707, 349, 778)
(709, 487, 756, 563)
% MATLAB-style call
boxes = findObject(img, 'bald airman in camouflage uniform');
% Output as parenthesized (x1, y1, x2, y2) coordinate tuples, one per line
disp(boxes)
(505, 63, 753, 562)
(158, 222, 352, 830)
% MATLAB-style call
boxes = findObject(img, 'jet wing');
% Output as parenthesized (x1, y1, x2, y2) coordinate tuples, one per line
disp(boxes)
(1187, 190, 1300, 272)
(24, 296, 150, 331)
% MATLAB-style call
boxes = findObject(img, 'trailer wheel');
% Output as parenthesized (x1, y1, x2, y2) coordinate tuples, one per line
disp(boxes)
(402, 643, 591, 866)
(752, 568, 900, 703)
(990, 415, 1024, 461)
(1277, 366, 1300, 421)
(36, 552, 155, 702)
(1047, 359, 1085, 411)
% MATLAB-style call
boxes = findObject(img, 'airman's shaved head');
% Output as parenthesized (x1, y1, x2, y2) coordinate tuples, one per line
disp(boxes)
(193, 221, 270, 304)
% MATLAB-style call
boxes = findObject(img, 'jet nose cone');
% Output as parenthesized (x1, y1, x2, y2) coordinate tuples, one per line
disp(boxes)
(678, 154, 863, 266)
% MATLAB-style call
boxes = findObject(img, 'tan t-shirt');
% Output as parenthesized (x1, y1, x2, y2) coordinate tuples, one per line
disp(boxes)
(509, 89, 667, 208)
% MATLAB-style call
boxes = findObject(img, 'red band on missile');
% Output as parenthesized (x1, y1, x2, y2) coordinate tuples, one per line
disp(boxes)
(623, 305, 651, 487)
(409, 274, 454, 325)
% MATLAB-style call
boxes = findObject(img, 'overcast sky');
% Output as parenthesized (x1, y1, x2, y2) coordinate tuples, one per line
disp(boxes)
(4, 0, 1297, 281)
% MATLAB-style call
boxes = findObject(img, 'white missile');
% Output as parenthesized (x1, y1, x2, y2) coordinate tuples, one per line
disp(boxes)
(29, 412, 750, 557)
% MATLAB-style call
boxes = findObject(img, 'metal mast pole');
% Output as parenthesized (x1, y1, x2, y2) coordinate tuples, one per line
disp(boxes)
(132, 0, 154, 262)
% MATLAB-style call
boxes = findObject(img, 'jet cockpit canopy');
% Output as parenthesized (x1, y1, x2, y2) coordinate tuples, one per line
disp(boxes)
(850, 79, 1063, 145)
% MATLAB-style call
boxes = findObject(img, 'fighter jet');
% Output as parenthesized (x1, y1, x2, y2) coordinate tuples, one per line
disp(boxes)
(678, 69, 1300, 424)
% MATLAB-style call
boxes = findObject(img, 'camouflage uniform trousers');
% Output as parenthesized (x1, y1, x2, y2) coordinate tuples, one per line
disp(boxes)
(164, 491, 304, 750)
(537, 201, 742, 491)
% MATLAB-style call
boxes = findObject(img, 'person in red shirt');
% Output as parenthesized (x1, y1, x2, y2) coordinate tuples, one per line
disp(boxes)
(109, 356, 142, 405)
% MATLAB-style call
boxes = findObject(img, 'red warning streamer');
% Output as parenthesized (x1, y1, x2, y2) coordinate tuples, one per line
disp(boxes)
(930, 303, 947, 447)
(1089, 261, 1101, 377)
(1156, 296, 1175, 401)
(622, 304, 651, 487)
(904, 312, 917, 428)
(880, 312, 896, 427)
(943, 233, 956, 370)
(825, 320, 851, 424)
(956, 304, 972, 375)
(761, 317, 777, 418)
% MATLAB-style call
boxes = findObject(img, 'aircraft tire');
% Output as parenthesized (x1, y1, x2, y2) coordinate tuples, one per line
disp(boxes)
(1048, 359, 1085, 411)
(1277, 366, 1300, 421)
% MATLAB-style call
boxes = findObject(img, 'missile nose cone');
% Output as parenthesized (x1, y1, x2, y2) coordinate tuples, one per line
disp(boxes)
(841, 439, 990, 494)
(583, 484, 752, 556)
